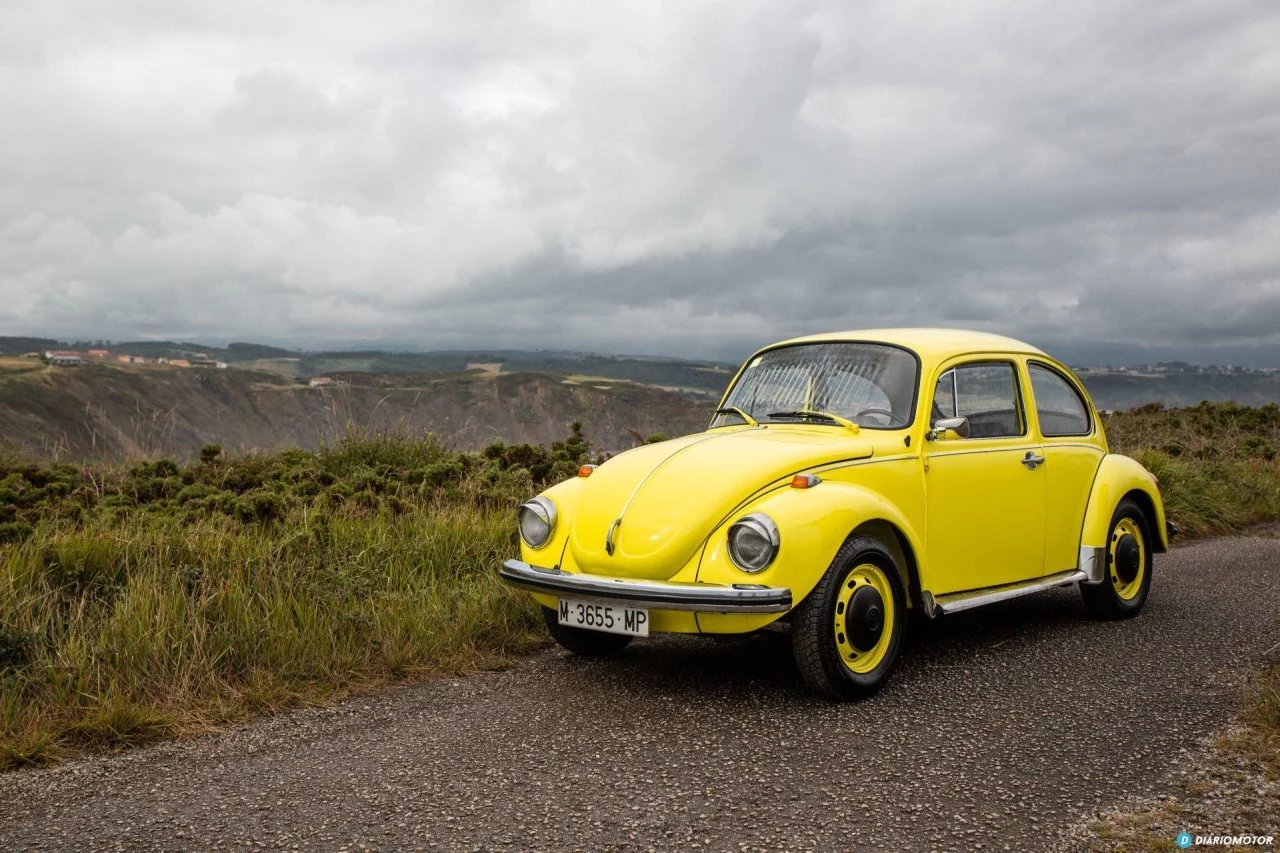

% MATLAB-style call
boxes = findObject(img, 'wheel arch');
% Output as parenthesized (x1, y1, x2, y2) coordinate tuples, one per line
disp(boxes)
(1080, 454, 1169, 554)
(848, 519, 922, 613)
(1119, 488, 1164, 553)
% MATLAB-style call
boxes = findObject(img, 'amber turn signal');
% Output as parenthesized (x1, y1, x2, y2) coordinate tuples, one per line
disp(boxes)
(578, 464, 597, 478)
(790, 473, 821, 489)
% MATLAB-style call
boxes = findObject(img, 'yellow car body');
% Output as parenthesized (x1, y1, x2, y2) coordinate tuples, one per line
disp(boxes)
(500, 328, 1171, 696)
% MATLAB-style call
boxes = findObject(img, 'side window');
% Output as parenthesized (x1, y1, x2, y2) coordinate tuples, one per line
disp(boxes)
(1029, 363, 1091, 436)
(937, 362, 1025, 438)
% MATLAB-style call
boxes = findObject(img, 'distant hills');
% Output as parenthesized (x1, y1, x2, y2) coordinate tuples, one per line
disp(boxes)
(2, 336, 1279, 461)
(0, 360, 712, 461)
(0, 338, 735, 395)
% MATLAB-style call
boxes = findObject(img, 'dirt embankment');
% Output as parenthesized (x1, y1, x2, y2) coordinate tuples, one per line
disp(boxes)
(0, 365, 711, 460)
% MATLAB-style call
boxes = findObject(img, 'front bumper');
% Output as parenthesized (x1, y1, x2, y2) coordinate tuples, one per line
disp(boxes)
(498, 560, 792, 613)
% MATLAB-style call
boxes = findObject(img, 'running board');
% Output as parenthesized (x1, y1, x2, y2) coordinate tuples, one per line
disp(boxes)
(926, 569, 1087, 616)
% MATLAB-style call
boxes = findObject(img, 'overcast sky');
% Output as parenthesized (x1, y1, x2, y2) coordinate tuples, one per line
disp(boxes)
(1, 1, 1278, 362)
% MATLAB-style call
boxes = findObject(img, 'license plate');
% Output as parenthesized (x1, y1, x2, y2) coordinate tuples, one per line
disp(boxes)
(557, 599, 649, 637)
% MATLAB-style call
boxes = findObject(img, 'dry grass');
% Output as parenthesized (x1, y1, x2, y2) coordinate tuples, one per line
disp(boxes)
(1105, 402, 1280, 538)
(0, 429, 601, 770)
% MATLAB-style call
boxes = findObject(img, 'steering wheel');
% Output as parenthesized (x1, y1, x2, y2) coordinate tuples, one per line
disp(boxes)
(854, 407, 897, 425)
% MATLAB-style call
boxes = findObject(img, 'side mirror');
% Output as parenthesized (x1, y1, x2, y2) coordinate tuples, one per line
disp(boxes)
(927, 416, 970, 441)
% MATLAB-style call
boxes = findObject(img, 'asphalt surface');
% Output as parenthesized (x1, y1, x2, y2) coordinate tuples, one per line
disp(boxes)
(2, 533, 1278, 852)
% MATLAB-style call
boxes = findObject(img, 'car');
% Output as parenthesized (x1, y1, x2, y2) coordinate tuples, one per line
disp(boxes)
(498, 328, 1174, 699)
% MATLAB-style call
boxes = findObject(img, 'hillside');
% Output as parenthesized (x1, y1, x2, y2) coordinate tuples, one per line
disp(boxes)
(1076, 370, 1280, 409)
(6, 343, 1280, 463)
(7, 336, 1280, 412)
(0, 359, 711, 460)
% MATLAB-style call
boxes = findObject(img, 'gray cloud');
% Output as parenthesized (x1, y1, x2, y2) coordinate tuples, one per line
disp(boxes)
(1, 0, 1278, 362)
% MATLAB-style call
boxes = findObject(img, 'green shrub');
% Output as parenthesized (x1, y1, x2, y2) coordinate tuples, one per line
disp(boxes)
(0, 521, 33, 544)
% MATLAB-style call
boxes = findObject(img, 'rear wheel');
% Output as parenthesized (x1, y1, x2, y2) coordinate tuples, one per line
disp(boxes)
(792, 535, 907, 700)
(542, 606, 633, 657)
(1081, 498, 1153, 619)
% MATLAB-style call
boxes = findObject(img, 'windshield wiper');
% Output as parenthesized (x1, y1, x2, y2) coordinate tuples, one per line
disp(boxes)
(765, 409, 860, 432)
(713, 406, 758, 427)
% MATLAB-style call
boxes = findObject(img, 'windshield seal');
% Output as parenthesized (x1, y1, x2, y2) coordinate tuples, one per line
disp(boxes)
(714, 340, 922, 431)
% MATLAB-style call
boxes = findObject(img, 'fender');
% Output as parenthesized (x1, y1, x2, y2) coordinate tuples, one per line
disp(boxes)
(1078, 454, 1168, 582)
(519, 475, 586, 568)
(696, 479, 929, 615)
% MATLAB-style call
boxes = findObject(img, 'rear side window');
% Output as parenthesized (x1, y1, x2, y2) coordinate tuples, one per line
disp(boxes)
(934, 362, 1026, 438)
(1029, 363, 1091, 436)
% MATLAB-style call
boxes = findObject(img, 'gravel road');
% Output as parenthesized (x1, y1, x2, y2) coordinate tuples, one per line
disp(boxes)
(2, 533, 1277, 852)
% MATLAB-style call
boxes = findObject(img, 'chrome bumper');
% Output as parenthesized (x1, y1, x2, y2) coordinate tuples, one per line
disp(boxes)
(498, 560, 792, 613)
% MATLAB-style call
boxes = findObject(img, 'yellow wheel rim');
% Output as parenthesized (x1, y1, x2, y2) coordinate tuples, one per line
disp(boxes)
(833, 562, 896, 674)
(1109, 517, 1146, 601)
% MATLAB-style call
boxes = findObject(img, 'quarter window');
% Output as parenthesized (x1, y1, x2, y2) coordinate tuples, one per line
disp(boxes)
(933, 362, 1026, 438)
(1029, 363, 1091, 436)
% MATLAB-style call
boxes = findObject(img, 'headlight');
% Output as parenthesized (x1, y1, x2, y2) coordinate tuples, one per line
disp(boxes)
(727, 513, 780, 573)
(517, 496, 557, 549)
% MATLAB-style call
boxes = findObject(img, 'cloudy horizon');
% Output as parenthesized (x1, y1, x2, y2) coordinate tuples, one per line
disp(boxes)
(2, 1, 1278, 363)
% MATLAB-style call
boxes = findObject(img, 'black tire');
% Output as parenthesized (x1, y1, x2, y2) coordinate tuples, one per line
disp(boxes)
(1081, 498, 1153, 619)
(791, 535, 907, 700)
(542, 607, 634, 657)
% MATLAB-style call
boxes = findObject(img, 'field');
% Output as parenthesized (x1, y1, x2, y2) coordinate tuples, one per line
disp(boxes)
(3, 404, 1279, 770)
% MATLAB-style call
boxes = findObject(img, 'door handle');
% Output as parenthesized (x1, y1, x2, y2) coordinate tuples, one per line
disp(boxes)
(1022, 451, 1046, 470)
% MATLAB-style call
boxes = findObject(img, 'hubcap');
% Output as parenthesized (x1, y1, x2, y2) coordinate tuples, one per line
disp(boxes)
(1114, 534, 1140, 584)
(1109, 518, 1146, 601)
(847, 586, 885, 651)
(833, 562, 896, 674)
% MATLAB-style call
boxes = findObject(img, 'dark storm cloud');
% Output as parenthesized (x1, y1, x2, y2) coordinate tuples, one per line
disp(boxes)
(0, 0, 1277, 361)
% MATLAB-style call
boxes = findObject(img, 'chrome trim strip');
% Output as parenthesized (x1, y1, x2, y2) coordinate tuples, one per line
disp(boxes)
(498, 560, 792, 613)
(932, 569, 1086, 615)
(1079, 545, 1108, 584)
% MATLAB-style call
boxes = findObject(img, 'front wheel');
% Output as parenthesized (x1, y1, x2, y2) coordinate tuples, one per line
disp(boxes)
(542, 607, 633, 657)
(1081, 498, 1153, 619)
(791, 535, 907, 700)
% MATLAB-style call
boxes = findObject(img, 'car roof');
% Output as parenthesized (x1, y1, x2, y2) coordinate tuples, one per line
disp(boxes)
(768, 328, 1048, 363)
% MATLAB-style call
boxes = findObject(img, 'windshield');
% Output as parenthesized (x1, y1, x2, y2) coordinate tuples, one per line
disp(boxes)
(713, 342, 919, 429)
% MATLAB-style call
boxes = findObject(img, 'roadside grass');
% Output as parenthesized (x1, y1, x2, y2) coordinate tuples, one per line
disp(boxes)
(1, 427, 595, 770)
(3, 403, 1280, 770)
(1232, 661, 1280, 781)
(1105, 402, 1280, 537)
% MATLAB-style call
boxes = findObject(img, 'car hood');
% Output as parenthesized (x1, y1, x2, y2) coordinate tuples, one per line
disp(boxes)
(568, 428, 874, 579)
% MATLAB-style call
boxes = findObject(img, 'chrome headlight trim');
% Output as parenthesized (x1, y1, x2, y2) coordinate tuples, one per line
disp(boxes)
(726, 513, 780, 573)
(517, 496, 557, 549)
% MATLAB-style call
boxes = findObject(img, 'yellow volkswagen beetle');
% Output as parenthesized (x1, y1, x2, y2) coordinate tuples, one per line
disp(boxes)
(498, 329, 1173, 699)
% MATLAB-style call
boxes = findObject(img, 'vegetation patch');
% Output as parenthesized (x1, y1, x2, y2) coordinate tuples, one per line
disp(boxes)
(0, 426, 596, 770)
(1105, 402, 1280, 537)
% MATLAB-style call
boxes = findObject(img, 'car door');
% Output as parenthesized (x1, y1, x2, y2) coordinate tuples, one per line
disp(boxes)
(924, 358, 1047, 595)
(1026, 360, 1106, 576)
